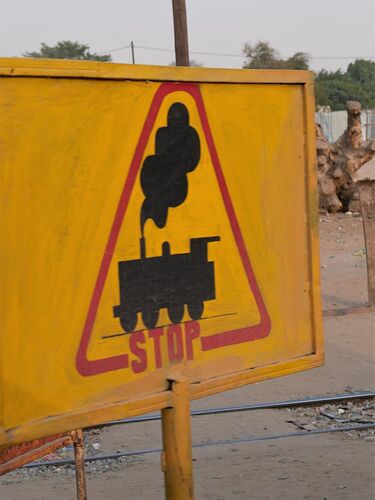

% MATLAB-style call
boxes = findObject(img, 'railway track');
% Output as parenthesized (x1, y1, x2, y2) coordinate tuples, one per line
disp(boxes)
(24, 391, 375, 469)
(95, 390, 375, 428)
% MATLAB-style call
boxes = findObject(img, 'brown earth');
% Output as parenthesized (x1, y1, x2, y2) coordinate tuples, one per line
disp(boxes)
(1, 213, 374, 499)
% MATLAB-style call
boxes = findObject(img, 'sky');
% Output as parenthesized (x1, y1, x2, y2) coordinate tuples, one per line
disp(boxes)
(1, 0, 374, 72)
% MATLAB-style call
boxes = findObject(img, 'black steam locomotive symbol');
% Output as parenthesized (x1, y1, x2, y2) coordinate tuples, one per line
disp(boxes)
(113, 236, 220, 332)
(113, 101, 221, 333)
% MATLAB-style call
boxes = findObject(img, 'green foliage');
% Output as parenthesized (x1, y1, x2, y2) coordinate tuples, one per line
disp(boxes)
(347, 59, 375, 84)
(170, 59, 204, 67)
(315, 59, 375, 110)
(242, 41, 309, 70)
(280, 51, 310, 70)
(23, 41, 112, 62)
(242, 41, 374, 110)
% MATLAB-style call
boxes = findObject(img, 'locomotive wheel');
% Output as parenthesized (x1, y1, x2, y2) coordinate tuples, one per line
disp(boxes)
(120, 312, 137, 333)
(168, 303, 184, 324)
(142, 304, 159, 330)
(187, 300, 204, 320)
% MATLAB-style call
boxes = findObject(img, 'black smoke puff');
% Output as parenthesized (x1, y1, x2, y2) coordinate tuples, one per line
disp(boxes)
(140, 102, 200, 233)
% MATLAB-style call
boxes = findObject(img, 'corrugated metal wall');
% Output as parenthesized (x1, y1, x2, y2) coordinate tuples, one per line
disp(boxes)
(316, 109, 375, 143)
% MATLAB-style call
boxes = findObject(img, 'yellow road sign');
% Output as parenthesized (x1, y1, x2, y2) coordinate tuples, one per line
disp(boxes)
(0, 59, 323, 448)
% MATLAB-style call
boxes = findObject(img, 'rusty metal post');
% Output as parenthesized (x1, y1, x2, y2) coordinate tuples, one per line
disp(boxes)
(72, 430, 88, 500)
(172, 0, 190, 66)
(358, 178, 375, 305)
(0, 434, 74, 476)
(161, 377, 194, 499)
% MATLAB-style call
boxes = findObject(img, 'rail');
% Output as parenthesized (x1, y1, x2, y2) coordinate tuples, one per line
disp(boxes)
(22, 391, 374, 470)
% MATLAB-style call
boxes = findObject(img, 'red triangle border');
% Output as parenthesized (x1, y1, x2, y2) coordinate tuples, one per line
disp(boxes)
(76, 82, 271, 376)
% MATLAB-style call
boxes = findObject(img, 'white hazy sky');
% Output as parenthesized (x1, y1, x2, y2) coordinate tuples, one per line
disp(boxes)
(1, 0, 374, 72)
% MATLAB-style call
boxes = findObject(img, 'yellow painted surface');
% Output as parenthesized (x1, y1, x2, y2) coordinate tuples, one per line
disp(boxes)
(0, 59, 323, 448)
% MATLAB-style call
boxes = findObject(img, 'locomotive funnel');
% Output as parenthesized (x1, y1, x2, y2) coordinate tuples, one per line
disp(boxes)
(140, 237, 146, 259)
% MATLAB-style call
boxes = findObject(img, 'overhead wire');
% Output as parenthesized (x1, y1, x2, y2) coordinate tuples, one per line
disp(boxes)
(97, 44, 130, 55)
(97, 43, 375, 60)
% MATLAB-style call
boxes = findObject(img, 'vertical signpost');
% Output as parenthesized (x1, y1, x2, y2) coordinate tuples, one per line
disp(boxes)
(161, 377, 194, 499)
(356, 165, 375, 306)
(172, 0, 190, 67)
(162, 3, 193, 498)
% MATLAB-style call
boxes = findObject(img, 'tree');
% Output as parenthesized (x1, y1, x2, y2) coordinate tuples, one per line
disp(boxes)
(243, 41, 280, 69)
(315, 59, 375, 110)
(347, 59, 375, 84)
(170, 60, 204, 67)
(317, 101, 375, 212)
(242, 41, 309, 70)
(282, 51, 310, 70)
(23, 41, 112, 62)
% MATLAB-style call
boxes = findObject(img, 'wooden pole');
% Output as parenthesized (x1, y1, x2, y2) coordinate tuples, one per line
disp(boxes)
(130, 41, 135, 64)
(172, 0, 190, 66)
(358, 179, 375, 306)
(161, 377, 194, 499)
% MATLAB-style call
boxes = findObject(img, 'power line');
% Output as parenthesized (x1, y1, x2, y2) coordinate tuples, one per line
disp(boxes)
(136, 45, 175, 53)
(97, 44, 130, 54)
(98, 43, 375, 61)
(135, 45, 245, 58)
(310, 56, 375, 60)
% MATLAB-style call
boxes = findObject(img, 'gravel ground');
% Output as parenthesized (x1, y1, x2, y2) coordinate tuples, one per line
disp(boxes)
(286, 398, 375, 440)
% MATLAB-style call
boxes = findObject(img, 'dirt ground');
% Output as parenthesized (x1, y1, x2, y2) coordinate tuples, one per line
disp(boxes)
(1, 213, 374, 499)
